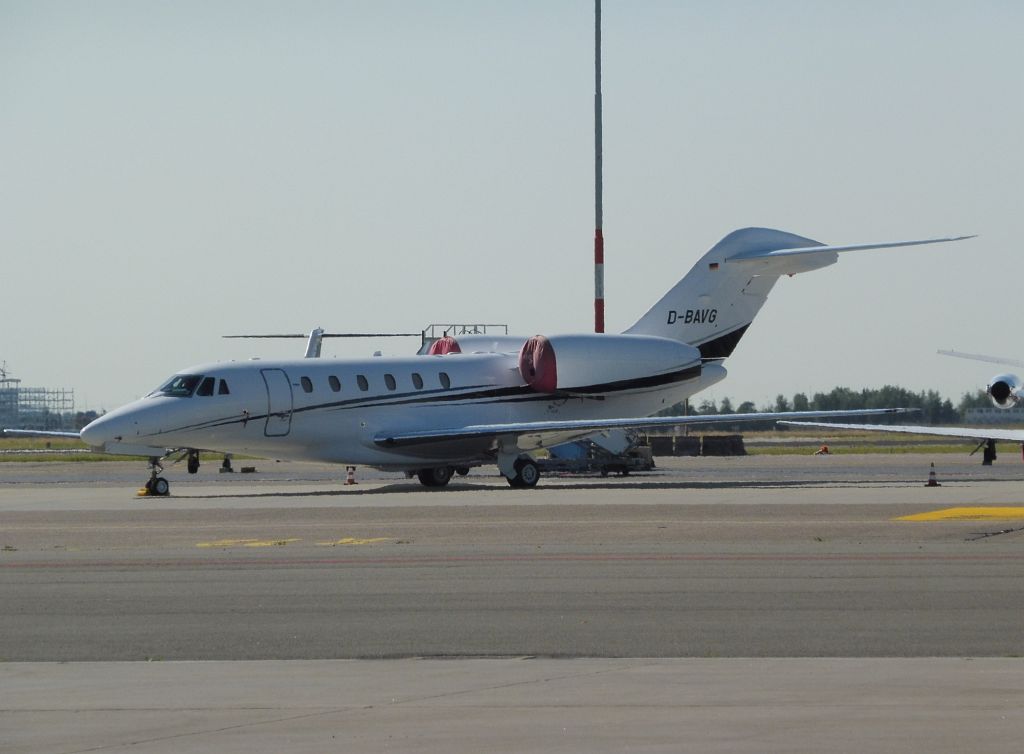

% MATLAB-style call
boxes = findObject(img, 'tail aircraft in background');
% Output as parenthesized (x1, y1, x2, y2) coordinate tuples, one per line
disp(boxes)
(782, 349, 1023, 465)
(5, 228, 970, 494)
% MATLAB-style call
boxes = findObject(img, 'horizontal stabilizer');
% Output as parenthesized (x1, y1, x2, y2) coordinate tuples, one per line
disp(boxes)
(725, 235, 975, 263)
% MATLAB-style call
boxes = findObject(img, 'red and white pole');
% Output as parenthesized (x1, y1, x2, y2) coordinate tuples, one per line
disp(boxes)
(594, 0, 604, 333)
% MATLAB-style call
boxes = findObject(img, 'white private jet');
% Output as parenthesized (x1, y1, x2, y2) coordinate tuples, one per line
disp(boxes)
(780, 349, 1023, 465)
(6, 227, 970, 494)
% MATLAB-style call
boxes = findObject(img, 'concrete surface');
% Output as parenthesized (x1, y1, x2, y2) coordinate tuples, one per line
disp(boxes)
(2, 455, 1023, 752)
(4, 658, 1024, 754)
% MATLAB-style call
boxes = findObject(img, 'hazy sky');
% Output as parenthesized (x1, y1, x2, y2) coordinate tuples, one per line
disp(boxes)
(2, 1, 1021, 412)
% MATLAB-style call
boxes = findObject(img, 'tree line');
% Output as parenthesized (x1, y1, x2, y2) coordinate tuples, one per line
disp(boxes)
(661, 386, 992, 430)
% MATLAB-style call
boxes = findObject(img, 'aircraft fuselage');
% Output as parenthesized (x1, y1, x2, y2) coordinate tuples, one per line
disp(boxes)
(82, 352, 724, 469)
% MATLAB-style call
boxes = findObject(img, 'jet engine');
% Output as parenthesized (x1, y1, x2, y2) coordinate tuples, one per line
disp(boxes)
(988, 373, 1023, 408)
(518, 334, 701, 394)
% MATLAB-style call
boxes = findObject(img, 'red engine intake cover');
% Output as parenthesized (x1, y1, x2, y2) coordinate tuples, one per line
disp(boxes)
(427, 336, 462, 355)
(519, 335, 558, 392)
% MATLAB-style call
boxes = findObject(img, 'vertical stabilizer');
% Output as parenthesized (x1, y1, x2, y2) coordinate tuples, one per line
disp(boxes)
(626, 228, 971, 359)
(626, 228, 826, 359)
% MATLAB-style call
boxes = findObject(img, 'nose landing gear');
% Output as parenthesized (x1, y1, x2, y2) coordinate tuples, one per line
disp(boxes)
(138, 457, 171, 497)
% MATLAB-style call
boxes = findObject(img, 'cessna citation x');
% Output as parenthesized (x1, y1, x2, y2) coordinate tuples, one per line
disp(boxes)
(7, 228, 970, 494)
(781, 349, 1023, 465)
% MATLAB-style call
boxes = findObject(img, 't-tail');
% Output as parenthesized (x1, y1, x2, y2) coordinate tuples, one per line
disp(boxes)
(625, 227, 973, 360)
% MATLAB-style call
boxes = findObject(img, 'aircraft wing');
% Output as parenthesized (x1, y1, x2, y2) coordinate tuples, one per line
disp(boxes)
(776, 421, 1024, 443)
(3, 429, 82, 439)
(937, 350, 1024, 369)
(375, 408, 912, 448)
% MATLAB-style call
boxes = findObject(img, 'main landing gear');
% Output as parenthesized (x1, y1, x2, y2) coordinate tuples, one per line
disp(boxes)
(411, 459, 539, 489)
(506, 457, 539, 489)
(417, 466, 454, 487)
(983, 438, 997, 466)
(971, 438, 998, 466)
(140, 457, 171, 497)
(411, 466, 472, 487)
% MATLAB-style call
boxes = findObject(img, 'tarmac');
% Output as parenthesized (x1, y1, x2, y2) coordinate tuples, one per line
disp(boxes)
(6, 658, 1023, 754)
(2, 454, 1023, 752)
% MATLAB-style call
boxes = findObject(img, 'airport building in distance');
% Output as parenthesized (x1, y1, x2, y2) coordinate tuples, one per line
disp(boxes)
(0, 363, 76, 431)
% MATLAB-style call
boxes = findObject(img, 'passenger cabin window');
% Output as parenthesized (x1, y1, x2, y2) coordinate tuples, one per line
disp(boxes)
(412, 372, 424, 390)
(384, 374, 397, 391)
(328, 375, 341, 392)
(300, 376, 313, 393)
(154, 374, 202, 397)
(218, 380, 230, 395)
(357, 375, 369, 391)
(196, 376, 215, 397)
(439, 372, 451, 390)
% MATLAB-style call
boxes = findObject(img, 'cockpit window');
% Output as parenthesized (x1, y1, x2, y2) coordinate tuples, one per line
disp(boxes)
(218, 379, 230, 395)
(153, 374, 203, 397)
(196, 376, 216, 396)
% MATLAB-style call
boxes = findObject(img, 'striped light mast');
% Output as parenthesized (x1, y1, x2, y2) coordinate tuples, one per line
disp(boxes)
(594, 0, 605, 333)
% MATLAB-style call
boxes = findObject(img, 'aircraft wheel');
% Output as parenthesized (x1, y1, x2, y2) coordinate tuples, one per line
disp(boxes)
(507, 458, 539, 489)
(187, 451, 200, 475)
(417, 466, 453, 487)
(152, 477, 170, 496)
(455, 466, 470, 477)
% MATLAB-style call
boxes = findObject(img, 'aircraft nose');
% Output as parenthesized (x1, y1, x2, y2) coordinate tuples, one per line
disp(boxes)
(80, 415, 111, 447)
(81, 412, 136, 447)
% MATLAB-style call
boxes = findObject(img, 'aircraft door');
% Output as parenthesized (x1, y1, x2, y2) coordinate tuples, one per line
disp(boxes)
(261, 369, 293, 437)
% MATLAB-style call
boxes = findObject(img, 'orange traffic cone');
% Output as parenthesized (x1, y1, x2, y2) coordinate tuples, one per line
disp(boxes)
(925, 462, 940, 487)
(345, 466, 357, 485)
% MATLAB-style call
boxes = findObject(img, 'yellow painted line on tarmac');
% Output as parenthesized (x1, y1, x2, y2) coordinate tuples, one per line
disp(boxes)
(897, 507, 1024, 522)
(315, 537, 391, 547)
(196, 538, 301, 548)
